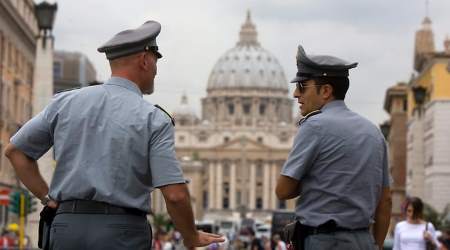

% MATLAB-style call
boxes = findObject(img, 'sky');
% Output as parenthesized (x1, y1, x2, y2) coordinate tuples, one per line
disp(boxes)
(50, 0, 450, 125)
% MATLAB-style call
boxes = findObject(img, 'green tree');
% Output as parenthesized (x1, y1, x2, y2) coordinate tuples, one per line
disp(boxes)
(424, 203, 440, 228)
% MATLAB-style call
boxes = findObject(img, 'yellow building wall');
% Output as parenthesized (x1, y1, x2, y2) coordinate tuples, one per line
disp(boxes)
(407, 59, 450, 117)
(430, 62, 450, 99)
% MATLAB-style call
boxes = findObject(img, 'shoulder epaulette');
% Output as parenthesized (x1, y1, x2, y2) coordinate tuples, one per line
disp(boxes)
(298, 110, 321, 126)
(154, 104, 175, 126)
(55, 86, 81, 94)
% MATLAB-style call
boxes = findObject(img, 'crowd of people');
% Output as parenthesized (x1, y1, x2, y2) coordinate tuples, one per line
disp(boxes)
(151, 228, 290, 250)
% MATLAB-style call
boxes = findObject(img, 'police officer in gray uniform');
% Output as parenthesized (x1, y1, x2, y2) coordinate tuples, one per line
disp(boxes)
(5, 21, 224, 250)
(275, 46, 392, 250)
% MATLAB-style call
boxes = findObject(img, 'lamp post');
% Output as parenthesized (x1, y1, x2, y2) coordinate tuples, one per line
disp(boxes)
(27, 2, 57, 248)
(32, 0, 57, 115)
(34, 1, 57, 48)
(412, 86, 426, 117)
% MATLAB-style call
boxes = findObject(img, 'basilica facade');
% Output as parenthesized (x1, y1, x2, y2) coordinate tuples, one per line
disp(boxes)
(151, 12, 298, 221)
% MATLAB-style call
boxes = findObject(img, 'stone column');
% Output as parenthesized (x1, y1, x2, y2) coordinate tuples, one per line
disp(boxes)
(263, 161, 270, 209)
(270, 161, 278, 209)
(249, 161, 256, 209)
(216, 161, 223, 209)
(208, 161, 216, 209)
(29, 33, 56, 248)
(230, 161, 237, 209)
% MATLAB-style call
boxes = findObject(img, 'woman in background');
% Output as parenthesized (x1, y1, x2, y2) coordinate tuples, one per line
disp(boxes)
(393, 197, 439, 250)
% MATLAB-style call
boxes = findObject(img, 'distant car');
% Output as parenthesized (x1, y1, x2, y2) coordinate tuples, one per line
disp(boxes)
(217, 220, 238, 239)
(196, 221, 219, 234)
(255, 224, 271, 239)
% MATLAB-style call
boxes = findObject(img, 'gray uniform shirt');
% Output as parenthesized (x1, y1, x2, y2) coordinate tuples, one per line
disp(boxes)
(10, 77, 185, 212)
(281, 100, 389, 229)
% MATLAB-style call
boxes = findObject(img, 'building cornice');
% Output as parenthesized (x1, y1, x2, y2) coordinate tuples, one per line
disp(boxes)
(0, 1, 37, 52)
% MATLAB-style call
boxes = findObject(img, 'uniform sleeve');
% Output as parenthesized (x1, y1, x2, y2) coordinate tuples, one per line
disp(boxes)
(381, 139, 391, 187)
(281, 121, 321, 180)
(9, 109, 53, 160)
(149, 111, 185, 188)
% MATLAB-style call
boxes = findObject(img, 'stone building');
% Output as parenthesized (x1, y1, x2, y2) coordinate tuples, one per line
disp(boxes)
(406, 16, 450, 212)
(151, 12, 297, 221)
(53, 50, 97, 93)
(0, 0, 39, 229)
(0, 0, 38, 187)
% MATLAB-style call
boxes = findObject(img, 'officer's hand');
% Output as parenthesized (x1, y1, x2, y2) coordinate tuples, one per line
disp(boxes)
(184, 230, 224, 248)
(47, 200, 58, 209)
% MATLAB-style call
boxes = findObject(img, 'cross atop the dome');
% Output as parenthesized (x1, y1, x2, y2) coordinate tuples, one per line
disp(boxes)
(237, 10, 260, 47)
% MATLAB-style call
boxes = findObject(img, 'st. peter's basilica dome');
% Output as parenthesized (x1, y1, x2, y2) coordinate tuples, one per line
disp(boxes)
(206, 11, 288, 92)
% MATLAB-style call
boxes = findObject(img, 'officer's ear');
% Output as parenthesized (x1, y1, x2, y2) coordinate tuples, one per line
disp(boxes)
(138, 52, 147, 68)
(321, 84, 334, 99)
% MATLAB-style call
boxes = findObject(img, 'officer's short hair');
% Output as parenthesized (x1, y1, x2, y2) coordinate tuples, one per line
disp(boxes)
(313, 77, 349, 100)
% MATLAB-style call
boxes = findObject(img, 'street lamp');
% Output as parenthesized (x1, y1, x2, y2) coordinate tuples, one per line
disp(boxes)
(412, 86, 426, 106)
(34, 1, 57, 39)
(412, 85, 427, 117)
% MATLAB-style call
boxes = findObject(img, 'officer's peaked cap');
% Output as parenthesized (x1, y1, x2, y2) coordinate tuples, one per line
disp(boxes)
(98, 20, 162, 60)
(291, 45, 357, 83)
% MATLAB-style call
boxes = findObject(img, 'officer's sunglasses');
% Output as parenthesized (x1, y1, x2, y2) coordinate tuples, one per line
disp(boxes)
(296, 82, 322, 93)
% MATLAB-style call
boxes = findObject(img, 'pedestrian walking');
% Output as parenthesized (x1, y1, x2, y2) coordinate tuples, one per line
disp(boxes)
(393, 197, 439, 250)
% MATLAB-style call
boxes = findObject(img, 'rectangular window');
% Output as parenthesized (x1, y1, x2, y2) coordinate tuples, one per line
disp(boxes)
(28, 63, 33, 85)
(0, 31, 4, 67)
(228, 104, 234, 115)
(223, 198, 229, 209)
(53, 61, 62, 79)
(243, 104, 251, 114)
(278, 200, 286, 209)
(224, 182, 229, 194)
(259, 104, 266, 115)
(203, 191, 208, 209)
(256, 198, 263, 209)
(7, 41, 12, 68)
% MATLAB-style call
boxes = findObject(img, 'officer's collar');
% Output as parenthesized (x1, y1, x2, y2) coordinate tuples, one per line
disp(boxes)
(105, 77, 143, 97)
(320, 100, 347, 112)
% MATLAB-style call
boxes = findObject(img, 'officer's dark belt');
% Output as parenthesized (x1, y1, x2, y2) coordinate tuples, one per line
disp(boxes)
(305, 220, 368, 235)
(56, 200, 146, 217)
